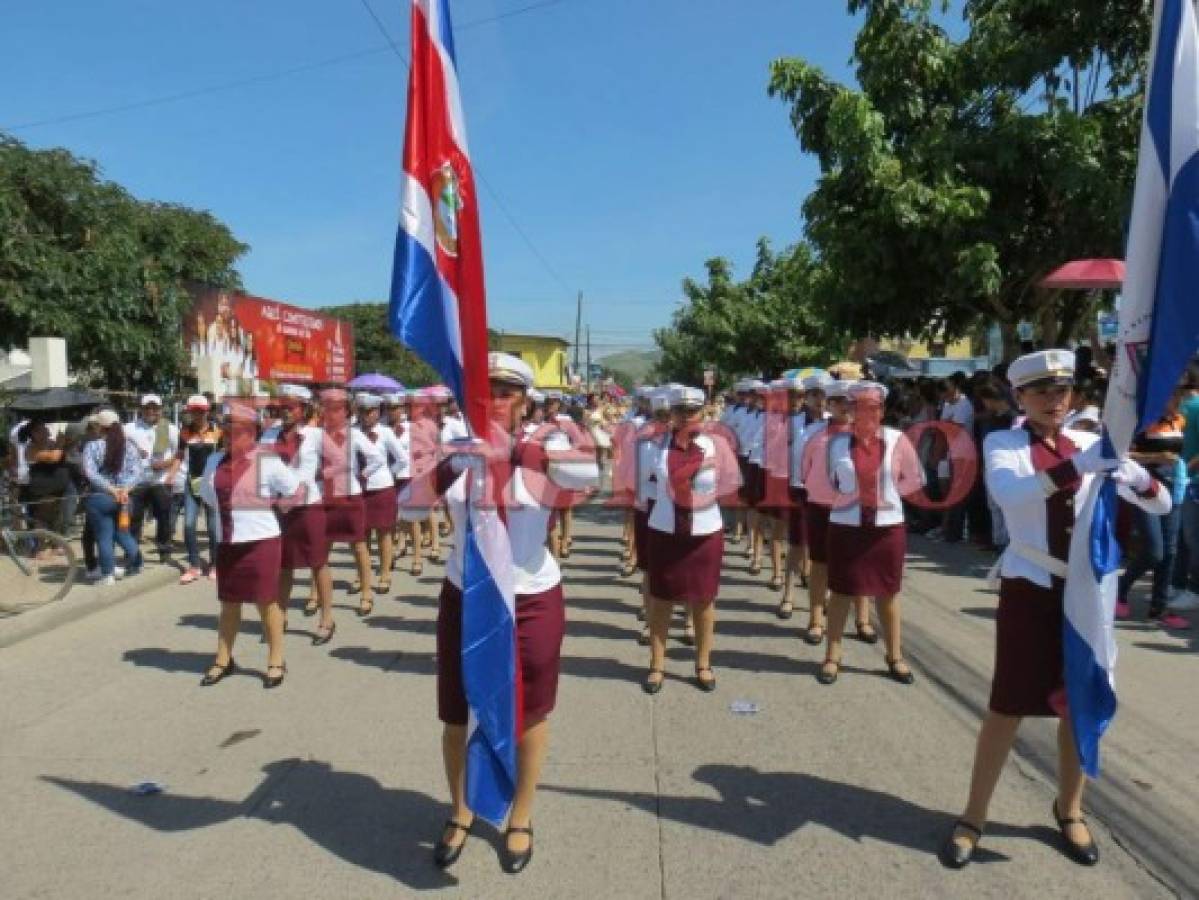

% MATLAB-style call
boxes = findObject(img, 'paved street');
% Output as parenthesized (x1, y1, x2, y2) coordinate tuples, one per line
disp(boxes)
(2, 504, 1194, 899)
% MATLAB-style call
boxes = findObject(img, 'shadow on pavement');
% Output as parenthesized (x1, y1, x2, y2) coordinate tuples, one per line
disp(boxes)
(544, 763, 1055, 861)
(960, 607, 998, 621)
(41, 759, 458, 891)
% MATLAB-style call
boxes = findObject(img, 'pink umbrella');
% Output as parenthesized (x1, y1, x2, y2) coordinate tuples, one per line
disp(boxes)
(1039, 259, 1125, 290)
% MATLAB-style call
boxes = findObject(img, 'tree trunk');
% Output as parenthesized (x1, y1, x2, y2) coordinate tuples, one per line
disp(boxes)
(1000, 319, 1020, 362)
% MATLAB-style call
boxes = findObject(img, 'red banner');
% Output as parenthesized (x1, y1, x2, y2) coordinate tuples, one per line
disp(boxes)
(185, 285, 354, 385)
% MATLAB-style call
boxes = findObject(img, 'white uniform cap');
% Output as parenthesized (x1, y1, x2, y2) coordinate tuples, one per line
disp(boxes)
(279, 384, 312, 401)
(546, 389, 564, 401)
(634, 385, 653, 398)
(749, 379, 768, 392)
(826, 380, 855, 400)
(669, 385, 706, 409)
(649, 388, 672, 411)
(1067, 405, 1101, 427)
(427, 385, 454, 401)
(95, 409, 121, 428)
(528, 389, 546, 403)
(803, 373, 834, 392)
(770, 378, 791, 391)
(849, 380, 889, 402)
(140, 393, 163, 407)
(185, 394, 210, 410)
(734, 379, 751, 392)
(1008, 349, 1076, 389)
(488, 352, 535, 389)
(355, 392, 383, 409)
(785, 375, 806, 392)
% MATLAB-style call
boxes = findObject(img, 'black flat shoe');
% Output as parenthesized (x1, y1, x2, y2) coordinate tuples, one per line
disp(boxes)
(433, 818, 473, 868)
(817, 658, 840, 685)
(694, 666, 716, 692)
(501, 825, 533, 874)
(855, 621, 880, 644)
(643, 669, 665, 695)
(885, 656, 915, 685)
(312, 621, 336, 647)
(263, 663, 286, 689)
(940, 820, 983, 869)
(1053, 801, 1100, 866)
(200, 658, 235, 686)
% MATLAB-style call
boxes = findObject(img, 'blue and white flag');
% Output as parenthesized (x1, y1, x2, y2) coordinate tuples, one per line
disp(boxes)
(1069, 0, 1199, 777)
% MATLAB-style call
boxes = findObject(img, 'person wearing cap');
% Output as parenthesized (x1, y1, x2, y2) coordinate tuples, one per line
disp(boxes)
(777, 374, 823, 618)
(796, 380, 873, 645)
(124, 394, 179, 562)
(176, 395, 222, 584)
(267, 386, 338, 643)
(431, 352, 598, 873)
(757, 379, 796, 595)
(399, 390, 444, 575)
(319, 389, 384, 616)
(643, 385, 734, 694)
(614, 388, 651, 560)
(81, 410, 145, 585)
(821, 381, 924, 687)
(384, 392, 414, 561)
(198, 400, 306, 689)
(544, 399, 589, 560)
(942, 350, 1170, 869)
(352, 393, 403, 600)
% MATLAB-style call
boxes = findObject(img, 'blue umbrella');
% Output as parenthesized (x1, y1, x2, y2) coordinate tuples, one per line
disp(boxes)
(348, 373, 403, 391)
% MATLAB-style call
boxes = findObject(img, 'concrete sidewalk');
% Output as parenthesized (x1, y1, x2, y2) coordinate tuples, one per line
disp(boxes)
(0, 506, 1187, 898)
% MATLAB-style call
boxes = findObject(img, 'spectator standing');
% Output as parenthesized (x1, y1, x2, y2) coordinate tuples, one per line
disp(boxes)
(936, 375, 975, 543)
(81, 410, 144, 585)
(177, 396, 222, 584)
(124, 394, 179, 563)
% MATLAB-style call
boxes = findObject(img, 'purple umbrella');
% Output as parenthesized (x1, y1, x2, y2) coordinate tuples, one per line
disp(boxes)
(348, 373, 403, 391)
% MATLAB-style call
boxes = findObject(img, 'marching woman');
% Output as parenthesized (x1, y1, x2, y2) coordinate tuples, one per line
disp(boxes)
(198, 401, 305, 688)
(268, 385, 336, 644)
(743, 383, 767, 573)
(820, 381, 924, 686)
(760, 378, 797, 596)
(796, 380, 856, 645)
(385, 392, 413, 562)
(318, 389, 382, 617)
(643, 386, 737, 694)
(432, 353, 598, 873)
(725, 382, 752, 546)
(353, 393, 402, 596)
(399, 391, 443, 575)
(943, 351, 1170, 868)
(778, 374, 825, 618)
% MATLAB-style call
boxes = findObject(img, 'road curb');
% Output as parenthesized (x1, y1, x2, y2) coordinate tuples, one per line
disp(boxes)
(0, 565, 180, 651)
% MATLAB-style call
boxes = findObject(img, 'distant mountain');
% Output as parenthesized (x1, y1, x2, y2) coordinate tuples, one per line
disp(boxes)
(598, 349, 661, 384)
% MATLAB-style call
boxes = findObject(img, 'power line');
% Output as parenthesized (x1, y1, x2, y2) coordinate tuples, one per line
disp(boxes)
(362, 0, 575, 296)
(1, 0, 582, 133)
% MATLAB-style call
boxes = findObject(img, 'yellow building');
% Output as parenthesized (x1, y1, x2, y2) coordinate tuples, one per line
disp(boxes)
(494, 332, 571, 389)
(878, 334, 974, 359)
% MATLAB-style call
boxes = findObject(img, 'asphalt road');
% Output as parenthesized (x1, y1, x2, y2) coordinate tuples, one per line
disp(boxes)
(1, 504, 1193, 899)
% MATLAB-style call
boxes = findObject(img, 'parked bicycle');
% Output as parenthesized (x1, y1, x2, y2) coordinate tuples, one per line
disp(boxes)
(0, 489, 78, 614)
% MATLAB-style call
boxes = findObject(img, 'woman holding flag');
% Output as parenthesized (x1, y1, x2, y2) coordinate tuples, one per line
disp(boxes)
(432, 353, 598, 873)
(942, 351, 1171, 869)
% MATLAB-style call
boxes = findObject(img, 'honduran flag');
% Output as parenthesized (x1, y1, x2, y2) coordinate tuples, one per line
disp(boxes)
(1066, 0, 1199, 777)
(388, 0, 519, 824)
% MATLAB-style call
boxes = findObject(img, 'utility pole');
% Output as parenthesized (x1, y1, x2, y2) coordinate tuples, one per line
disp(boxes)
(585, 325, 592, 393)
(573, 291, 582, 383)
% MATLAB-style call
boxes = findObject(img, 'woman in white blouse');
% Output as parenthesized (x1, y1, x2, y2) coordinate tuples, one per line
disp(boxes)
(643, 386, 732, 694)
(199, 402, 304, 689)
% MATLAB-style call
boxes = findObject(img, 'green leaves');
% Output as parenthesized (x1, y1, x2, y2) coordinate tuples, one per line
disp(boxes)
(0, 134, 246, 391)
(315, 302, 439, 387)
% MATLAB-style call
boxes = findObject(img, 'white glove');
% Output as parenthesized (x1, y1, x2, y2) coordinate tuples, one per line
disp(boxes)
(1112, 458, 1153, 493)
(1072, 439, 1119, 475)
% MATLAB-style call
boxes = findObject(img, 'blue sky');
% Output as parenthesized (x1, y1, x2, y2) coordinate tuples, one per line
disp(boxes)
(3, 0, 863, 356)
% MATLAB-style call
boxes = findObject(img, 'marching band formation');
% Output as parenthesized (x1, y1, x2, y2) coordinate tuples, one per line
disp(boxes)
(176, 348, 1170, 874)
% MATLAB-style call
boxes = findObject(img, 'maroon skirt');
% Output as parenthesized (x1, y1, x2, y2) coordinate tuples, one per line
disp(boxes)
(633, 502, 654, 571)
(788, 487, 807, 546)
(281, 503, 329, 571)
(761, 474, 791, 517)
(363, 485, 398, 531)
(805, 503, 831, 563)
(745, 463, 766, 508)
(989, 576, 1064, 717)
(215, 536, 282, 604)
(826, 522, 906, 597)
(648, 528, 723, 606)
(437, 580, 566, 726)
(324, 495, 365, 544)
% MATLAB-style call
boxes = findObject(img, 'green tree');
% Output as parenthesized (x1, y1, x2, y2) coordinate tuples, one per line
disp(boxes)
(768, 0, 1150, 357)
(654, 240, 845, 385)
(0, 135, 246, 390)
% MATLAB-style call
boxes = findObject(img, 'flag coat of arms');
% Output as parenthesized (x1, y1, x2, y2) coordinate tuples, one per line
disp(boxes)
(1068, 0, 1199, 777)
(388, 0, 520, 824)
